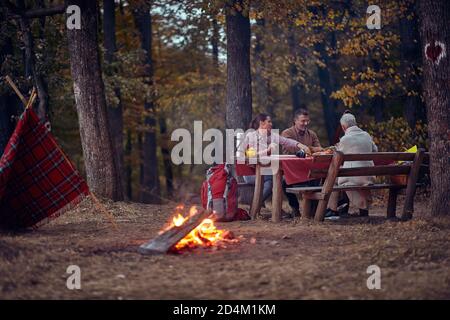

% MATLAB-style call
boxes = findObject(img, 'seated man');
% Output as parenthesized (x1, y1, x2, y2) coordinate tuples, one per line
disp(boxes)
(281, 108, 322, 217)
(325, 113, 378, 218)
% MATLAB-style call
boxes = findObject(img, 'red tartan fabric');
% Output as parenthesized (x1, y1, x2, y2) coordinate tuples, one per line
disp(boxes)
(0, 108, 89, 229)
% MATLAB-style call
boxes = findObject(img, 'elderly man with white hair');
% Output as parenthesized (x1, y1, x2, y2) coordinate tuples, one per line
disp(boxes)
(325, 112, 378, 218)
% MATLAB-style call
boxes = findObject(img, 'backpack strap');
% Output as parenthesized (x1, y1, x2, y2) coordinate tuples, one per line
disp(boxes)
(205, 167, 214, 210)
(223, 164, 232, 212)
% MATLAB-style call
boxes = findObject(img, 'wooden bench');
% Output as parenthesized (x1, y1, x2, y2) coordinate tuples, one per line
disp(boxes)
(286, 149, 428, 222)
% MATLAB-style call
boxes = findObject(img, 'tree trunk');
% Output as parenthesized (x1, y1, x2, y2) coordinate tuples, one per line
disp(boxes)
(132, 1, 160, 204)
(315, 39, 338, 144)
(17, 0, 49, 121)
(400, 0, 425, 128)
(0, 36, 21, 155)
(253, 17, 270, 115)
(370, 56, 385, 122)
(0, 95, 21, 156)
(417, 0, 450, 215)
(103, 0, 125, 196)
(287, 26, 303, 114)
(125, 129, 133, 200)
(211, 16, 219, 69)
(66, 0, 123, 200)
(159, 117, 173, 195)
(225, 0, 252, 130)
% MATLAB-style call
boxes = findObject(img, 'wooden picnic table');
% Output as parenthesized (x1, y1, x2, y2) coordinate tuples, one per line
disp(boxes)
(235, 155, 330, 222)
(235, 154, 399, 222)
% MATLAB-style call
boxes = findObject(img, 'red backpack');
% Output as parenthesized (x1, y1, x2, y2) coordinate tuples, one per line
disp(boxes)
(201, 164, 249, 221)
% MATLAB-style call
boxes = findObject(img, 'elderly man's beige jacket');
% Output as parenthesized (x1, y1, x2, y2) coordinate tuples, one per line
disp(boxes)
(337, 125, 378, 186)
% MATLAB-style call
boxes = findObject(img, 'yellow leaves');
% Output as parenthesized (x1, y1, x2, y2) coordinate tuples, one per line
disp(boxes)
(366, 38, 377, 49)
(315, 59, 327, 69)
(361, 118, 429, 152)
(339, 31, 400, 57)
(294, 17, 307, 27)
(331, 85, 360, 107)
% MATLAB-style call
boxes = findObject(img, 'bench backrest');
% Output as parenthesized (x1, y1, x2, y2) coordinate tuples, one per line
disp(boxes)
(310, 150, 428, 181)
(309, 149, 427, 221)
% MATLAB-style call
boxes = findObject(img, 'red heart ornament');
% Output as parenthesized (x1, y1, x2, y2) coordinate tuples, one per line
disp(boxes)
(425, 41, 444, 63)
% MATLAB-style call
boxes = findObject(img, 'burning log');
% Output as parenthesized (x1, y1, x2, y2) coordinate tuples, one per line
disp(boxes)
(138, 206, 212, 255)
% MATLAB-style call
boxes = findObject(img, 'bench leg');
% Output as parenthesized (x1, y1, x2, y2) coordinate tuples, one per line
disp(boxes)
(314, 195, 331, 222)
(301, 197, 312, 219)
(387, 188, 398, 219)
(401, 149, 425, 220)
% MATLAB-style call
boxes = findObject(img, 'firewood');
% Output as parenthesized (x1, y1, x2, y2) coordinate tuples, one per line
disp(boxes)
(138, 207, 212, 255)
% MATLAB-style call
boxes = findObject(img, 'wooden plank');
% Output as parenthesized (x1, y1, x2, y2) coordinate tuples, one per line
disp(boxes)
(286, 186, 323, 193)
(138, 207, 212, 255)
(303, 192, 325, 200)
(310, 165, 410, 179)
(308, 170, 328, 179)
(287, 183, 408, 194)
(272, 168, 283, 222)
(313, 152, 416, 163)
(401, 149, 425, 220)
(250, 164, 263, 219)
(314, 151, 344, 222)
(5, 75, 28, 106)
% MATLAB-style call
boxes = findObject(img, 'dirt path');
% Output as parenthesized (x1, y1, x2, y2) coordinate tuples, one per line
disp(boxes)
(1, 195, 449, 299)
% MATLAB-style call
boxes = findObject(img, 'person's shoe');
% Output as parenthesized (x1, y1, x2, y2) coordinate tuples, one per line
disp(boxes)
(324, 209, 338, 218)
(337, 202, 349, 215)
(359, 209, 369, 217)
(290, 208, 300, 218)
(281, 208, 300, 219)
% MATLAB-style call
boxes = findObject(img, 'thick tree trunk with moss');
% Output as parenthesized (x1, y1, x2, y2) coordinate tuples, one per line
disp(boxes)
(417, 0, 450, 215)
(66, 0, 123, 200)
(225, 0, 252, 131)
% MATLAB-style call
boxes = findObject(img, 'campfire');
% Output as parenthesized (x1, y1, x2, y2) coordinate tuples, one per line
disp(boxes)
(139, 205, 238, 255)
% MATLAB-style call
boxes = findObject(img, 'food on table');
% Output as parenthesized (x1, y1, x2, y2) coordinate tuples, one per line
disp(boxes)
(312, 147, 335, 156)
(246, 147, 257, 157)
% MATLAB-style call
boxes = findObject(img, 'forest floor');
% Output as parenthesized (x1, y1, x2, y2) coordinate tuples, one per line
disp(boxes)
(1, 191, 449, 299)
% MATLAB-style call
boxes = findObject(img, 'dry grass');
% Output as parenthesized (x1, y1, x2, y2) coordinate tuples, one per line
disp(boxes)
(0, 192, 449, 299)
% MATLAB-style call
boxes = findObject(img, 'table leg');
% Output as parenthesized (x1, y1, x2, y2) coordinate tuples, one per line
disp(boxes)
(301, 197, 313, 219)
(250, 164, 263, 219)
(272, 168, 283, 222)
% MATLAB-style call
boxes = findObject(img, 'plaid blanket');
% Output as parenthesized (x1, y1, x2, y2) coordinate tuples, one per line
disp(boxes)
(0, 108, 89, 230)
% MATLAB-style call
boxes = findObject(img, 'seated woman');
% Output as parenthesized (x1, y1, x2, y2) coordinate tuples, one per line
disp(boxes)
(239, 113, 309, 205)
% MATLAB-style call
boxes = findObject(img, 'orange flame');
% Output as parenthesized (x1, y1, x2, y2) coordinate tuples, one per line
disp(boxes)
(165, 205, 237, 252)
